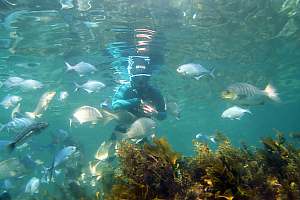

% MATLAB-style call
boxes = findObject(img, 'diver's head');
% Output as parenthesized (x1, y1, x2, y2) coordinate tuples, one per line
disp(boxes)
(130, 72, 151, 89)
(129, 58, 152, 89)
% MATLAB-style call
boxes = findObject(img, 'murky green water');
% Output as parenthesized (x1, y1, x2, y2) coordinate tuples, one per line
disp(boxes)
(0, 0, 300, 199)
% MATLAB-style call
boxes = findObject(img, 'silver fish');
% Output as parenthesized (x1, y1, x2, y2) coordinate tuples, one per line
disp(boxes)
(47, 146, 77, 181)
(70, 106, 116, 126)
(65, 61, 97, 76)
(3, 76, 24, 88)
(195, 133, 216, 144)
(74, 80, 105, 93)
(95, 141, 115, 161)
(25, 177, 40, 194)
(19, 79, 43, 90)
(0, 94, 22, 109)
(124, 117, 156, 140)
(221, 83, 280, 106)
(177, 63, 215, 80)
(25, 91, 56, 119)
(221, 106, 251, 120)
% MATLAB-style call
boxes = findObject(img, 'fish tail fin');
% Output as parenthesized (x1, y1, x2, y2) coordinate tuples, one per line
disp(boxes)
(65, 62, 73, 71)
(74, 82, 80, 92)
(245, 109, 252, 114)
(101, 109, 119, 125)
(25, 111, 36, 119)
(6, 142, 16, 153)
(264, 84, 280, 102)
(210, 68, 215, 78)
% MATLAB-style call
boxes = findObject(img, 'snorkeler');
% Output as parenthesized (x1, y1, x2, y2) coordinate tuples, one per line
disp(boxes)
(110, 56, 167, 140)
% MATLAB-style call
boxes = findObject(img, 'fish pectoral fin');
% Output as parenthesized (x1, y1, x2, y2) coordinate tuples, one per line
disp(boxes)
(194, 75, 205, 80)
(84, 89, 94, 93)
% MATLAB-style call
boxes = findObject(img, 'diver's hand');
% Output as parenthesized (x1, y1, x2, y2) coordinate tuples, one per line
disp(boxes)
(142, 104, 158, 116)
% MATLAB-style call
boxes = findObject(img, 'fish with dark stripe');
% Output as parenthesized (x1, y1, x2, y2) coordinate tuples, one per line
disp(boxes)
(7, 122, 48, 152)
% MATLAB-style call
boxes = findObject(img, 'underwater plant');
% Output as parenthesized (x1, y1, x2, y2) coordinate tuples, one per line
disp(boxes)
(101, 131, 300, 200)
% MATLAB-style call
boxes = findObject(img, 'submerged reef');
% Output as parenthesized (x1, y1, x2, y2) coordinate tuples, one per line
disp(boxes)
(102, 131, 300, 200)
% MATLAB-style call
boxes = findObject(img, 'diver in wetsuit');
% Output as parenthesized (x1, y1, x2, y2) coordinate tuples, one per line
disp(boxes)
(110, 56, 167, 139)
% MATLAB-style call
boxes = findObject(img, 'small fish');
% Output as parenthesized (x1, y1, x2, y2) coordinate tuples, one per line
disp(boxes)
(19, 79, 43, 90)
(95, 141, 115, 161)
(221, 83, 280, 106)
(221, 106, 251, 120)
(25, 91, 56, 119)
(25, 177, 40, 194)
(48, 146, 77, 181)
(0, 157, 28, 179)
(70, 106, 116, 126)
(65, 61, 97, 76)
(7, 122, 49, 152)
(3, 76, 24, 88)
(123, 118, 156, 140)
(0, 94, 22, 109)
(74, 80, 105, 93)
(60, 0, 74, 9)
(58, 91, 69, 102)
(195, 133, 216, 144)
(177, 63, 215, 80)
(0, 117, 35, 133)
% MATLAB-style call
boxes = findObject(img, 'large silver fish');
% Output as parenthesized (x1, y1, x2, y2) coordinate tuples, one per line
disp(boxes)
(19, 79, 43, 90)
(65, 61, 97, 76)
(26, 91, 56, 119)
(221, 83, 280, 106)
(124, 117, 156, 140)
(177, 63, 215, 80)
(70, 106, 117, 126)
(74, 80, 105, 93)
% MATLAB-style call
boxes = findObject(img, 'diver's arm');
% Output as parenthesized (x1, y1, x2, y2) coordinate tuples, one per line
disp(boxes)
(112, 85, 140, 110)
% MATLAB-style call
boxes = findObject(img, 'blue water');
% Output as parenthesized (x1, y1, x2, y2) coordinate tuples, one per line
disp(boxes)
(0, 0, 300, 199)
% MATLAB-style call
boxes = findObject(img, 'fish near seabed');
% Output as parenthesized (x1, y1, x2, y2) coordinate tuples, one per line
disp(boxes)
(124, 117, 157, 140)
(221, 106, 251, 120)
(176, 63, 215, 80)
(25, 91, 56, 119)
(221, 82, 280, 106)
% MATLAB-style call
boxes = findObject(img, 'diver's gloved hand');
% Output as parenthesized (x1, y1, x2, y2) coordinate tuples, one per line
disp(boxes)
(140, 100, 158, 117)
